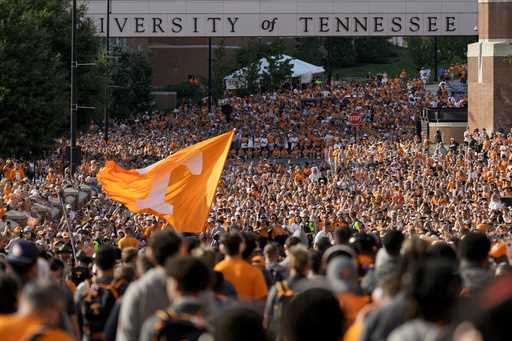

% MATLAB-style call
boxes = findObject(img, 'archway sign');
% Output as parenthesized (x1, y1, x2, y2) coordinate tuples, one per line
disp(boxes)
(86, 0, 477, 37)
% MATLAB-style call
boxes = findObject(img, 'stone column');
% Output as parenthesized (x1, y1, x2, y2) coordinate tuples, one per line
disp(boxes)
(468, 0, 512, 133)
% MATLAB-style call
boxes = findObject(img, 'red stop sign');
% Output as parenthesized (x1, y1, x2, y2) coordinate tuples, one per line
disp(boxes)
(349, 112, 362, 126)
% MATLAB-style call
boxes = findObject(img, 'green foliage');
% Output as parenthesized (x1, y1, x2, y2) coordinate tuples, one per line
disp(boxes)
(110, 47, 153, 118)
(212, 38, 230, 100)
(243, 60, 261, 94)
(407, 37, 434, 70)
(296, 38, 324, 66)
(0, 0, 105, 158)
(354, 37, 394, 64)
(236, 38, 271, 67)
(175, 81, 205, 105)
(296, 37, 392, 69)
(262, 55, 293, 91)
(408, 36, 477, 71)
(236, 38, 292, 92)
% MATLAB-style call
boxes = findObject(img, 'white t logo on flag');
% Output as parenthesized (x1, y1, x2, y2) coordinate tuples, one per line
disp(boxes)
(135, 152, 203, 215)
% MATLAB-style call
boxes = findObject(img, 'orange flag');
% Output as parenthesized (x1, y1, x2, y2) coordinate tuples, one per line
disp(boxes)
(97, 131, 234, 233)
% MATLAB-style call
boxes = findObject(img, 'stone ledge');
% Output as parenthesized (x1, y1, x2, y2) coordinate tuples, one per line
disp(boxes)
(467, 40, 512, 58)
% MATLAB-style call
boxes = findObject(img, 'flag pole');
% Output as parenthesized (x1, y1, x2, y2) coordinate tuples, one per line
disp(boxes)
(58, 190, 78, 265)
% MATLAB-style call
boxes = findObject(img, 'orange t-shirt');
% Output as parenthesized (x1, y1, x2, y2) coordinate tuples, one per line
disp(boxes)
(117, 236, 139, 249)
(0, 315, 74, 341)
(214, 257, 268, 300)
(337, 292, 370, 326)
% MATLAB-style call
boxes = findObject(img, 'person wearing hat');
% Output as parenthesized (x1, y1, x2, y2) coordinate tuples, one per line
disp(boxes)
(327, 255, 370, 327)
(7, 239, 40, 285)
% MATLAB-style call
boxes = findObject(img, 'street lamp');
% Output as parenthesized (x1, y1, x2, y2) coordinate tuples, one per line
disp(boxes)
(69, 0, 77, 175)
(104, 0, 112, 143)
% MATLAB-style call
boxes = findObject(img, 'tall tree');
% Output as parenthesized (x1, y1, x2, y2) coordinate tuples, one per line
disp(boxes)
(408, 36, 477, 70)
(212, 38, 230, 100)
(110, 47, 153, 118)
(354, 37, 393, 64)
(262, 55, 293, 91)
(0, 0, 106, 158)
(241, 60, 261, 94)
(296, 38, 324, 66)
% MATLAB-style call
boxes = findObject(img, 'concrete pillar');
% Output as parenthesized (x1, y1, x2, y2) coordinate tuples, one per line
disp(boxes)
(468, 0, 512, 133)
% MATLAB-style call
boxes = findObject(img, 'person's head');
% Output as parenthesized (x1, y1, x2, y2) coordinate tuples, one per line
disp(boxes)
(220, 232, 243, 257)
(282, 288, 345, 341)
(7, 239, 39, 284)
(333, 228, 352, 245)
(136, 249, 154, 277)
(327, 256, 358, 294)
(94, 246, 118, 273)
(148, 230, 183, 266)
(409, 259, 462, 322)
(114, 264, 136, 289)
(49, 257, 65, 282)
(263, 242, 280, 263)
(315, 237, 332, 253)
(241, 232, 257, 260)
(303, 248, 320, 275)
(382, 230, 404, 257)
(121, 247, 138, 265)
(17, 280, 68, 326)
(426, 242, 458, 263)
(214, 307, 267, 341)
(458, 232, 491, 265)
(165, 256, 211, 298)
(124, 227, 134, 236)
(284, 236, 302, 254)
(288, 245, 310, 277)
(0, 273, 19, 314)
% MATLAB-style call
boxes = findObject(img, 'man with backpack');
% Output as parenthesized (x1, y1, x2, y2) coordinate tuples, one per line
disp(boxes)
(139, 256, 212, 341)
(77, 246, 119, 341)
(264, 245, 311, 339)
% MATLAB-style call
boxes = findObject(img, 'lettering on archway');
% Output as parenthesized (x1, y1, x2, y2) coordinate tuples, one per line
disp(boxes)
(86, 0, 477, 37)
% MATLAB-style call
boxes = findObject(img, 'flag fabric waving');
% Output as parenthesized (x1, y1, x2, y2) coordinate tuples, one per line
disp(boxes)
(97, 130, 234, 233)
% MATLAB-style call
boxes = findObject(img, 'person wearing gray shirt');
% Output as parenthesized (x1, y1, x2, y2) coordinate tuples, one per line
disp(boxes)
(116, 231, 183, 341)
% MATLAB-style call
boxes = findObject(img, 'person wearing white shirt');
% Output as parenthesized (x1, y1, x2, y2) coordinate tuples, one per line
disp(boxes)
(314, 222, 333, 247)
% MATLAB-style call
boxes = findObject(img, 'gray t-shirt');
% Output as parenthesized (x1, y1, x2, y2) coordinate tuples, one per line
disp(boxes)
(116, 267, 169, 341)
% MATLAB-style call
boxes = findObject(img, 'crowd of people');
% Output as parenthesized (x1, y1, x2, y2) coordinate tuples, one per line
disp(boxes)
(0, 66, 511, 341)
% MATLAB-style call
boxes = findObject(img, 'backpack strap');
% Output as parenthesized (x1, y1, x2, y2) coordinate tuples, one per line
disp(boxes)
(96, 283, 120, 300)
(152, 308, 207, 340)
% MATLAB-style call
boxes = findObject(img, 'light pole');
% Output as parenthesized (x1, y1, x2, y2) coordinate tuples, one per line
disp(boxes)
(70, 0, 77, 175)
(433, 36, 439, 81)
(208, 37, 212, 113)
(104, 0, 111, 143)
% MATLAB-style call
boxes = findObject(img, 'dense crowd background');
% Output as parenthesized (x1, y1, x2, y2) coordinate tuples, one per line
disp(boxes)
(0, 67, 511, 341)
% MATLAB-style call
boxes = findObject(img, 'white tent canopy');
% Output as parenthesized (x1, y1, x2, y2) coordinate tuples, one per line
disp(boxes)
(225, 54, 325, 89)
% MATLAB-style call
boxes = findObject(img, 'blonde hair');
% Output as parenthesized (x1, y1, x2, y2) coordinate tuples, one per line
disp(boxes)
(289, 245, 310, 275)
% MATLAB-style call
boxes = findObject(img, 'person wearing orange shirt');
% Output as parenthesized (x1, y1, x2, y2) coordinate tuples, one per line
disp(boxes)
(327, 256, 370, 327)
(0, 280, 74, 341)
(117, 227, 140, 250)
(214, 232, 268, 301)
(3, 162, 15, 181)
